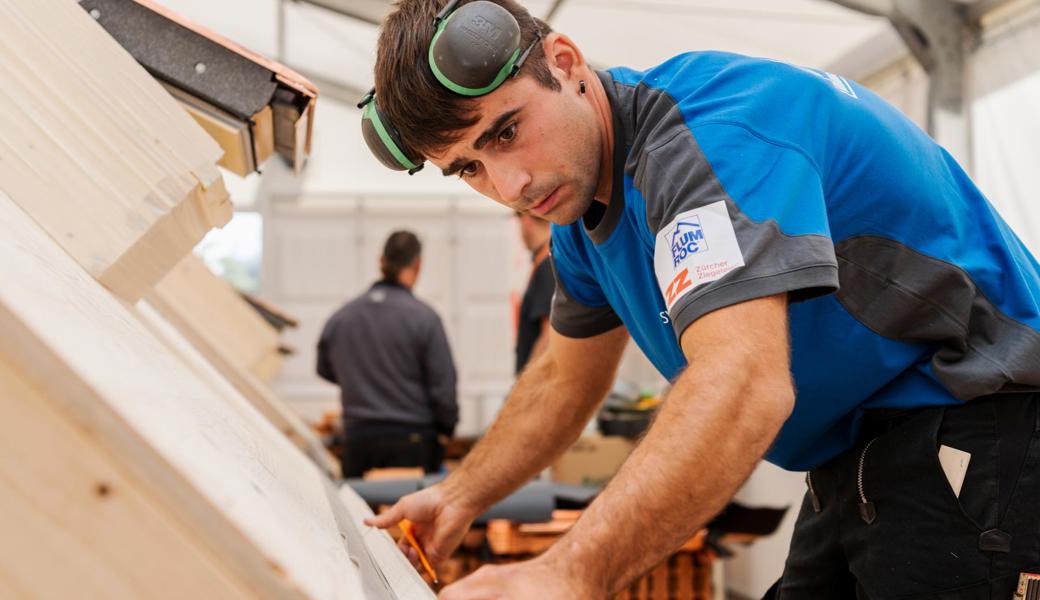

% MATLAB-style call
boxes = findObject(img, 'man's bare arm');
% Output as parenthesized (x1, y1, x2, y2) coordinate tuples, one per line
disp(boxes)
(542, 294, 794, 594)
(365, 324, 629, 568)
(443, 324, 629, 514)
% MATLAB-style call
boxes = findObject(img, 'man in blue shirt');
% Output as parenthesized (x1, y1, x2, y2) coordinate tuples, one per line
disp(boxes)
(364, 1, 1040, 597)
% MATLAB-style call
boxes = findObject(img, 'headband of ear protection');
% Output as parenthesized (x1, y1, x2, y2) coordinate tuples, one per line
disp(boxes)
(358, 0, 542, 175)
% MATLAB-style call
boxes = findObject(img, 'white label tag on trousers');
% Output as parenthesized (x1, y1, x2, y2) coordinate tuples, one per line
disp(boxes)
(938, 444, 971, 498)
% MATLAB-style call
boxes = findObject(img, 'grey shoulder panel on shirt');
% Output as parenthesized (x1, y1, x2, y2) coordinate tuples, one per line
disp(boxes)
(669, 231, 839, 337)
(606, 76, 689, 219)
(835, 235, 1040, 399)
(548, 255, 623, 339)
(614, 80, 838, 335)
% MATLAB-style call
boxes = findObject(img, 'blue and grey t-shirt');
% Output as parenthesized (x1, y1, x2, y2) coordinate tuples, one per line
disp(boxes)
(549, 52, 1040, 471)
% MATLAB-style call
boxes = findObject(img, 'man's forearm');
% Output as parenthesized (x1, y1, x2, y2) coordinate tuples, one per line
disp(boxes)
(443, 356, 596, 512)
(551, 360, 790, 591)
(442, 327, 627, 515)
(545, 297, 793, 593)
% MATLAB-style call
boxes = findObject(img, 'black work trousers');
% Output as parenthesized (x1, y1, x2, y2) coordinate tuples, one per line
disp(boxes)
(772, 393, 1040, 599)
(342, 422, 444, 479)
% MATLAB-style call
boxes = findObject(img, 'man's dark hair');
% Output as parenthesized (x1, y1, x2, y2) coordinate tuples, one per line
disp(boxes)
(375, 0, 560, 158)
(381, 230, 423, 281)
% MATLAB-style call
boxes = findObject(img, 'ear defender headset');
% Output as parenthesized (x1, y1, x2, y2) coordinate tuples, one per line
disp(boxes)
(358, 0, 542, 175)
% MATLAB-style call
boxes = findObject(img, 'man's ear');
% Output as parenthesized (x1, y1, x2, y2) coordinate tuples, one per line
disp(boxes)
(542, 32, 586, 83)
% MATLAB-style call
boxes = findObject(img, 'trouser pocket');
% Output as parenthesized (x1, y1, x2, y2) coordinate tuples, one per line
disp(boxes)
(846, 406, 991, 599)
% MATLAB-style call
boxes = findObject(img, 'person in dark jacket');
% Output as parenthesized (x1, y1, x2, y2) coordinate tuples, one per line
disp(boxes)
(514, 211, 553, 374)
(317, 230, 458, 478)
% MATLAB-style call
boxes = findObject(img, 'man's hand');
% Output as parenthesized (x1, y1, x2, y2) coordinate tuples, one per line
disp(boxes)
(437, 554, 605, 600)
(364, 483, 478, 571)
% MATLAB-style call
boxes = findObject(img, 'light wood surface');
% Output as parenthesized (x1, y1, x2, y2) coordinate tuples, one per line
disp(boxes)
(0, 359, 254, 600)
(151, 253, 282, 380)
(147, 255, 340, 477)
(0, 0, 230, 303)
(0, 190, 360, 598)
(339, 486, 437, 600)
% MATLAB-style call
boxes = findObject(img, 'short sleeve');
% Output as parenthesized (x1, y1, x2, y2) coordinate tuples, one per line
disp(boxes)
(548, 237, 623, 339)
(643, 123, 839, 338)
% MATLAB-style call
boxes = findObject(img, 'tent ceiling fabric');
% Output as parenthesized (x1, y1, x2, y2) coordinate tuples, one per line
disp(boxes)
(157, 0, 892, 97)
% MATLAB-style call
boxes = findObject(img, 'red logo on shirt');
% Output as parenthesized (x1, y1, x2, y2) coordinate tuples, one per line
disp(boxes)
(665, 268, 694, 306)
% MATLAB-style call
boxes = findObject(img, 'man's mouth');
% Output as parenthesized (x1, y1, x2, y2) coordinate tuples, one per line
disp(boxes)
(528, 186, 560, 216)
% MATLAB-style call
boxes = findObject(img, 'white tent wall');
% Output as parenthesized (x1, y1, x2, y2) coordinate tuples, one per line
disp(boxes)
(970, 3, 1040, 253)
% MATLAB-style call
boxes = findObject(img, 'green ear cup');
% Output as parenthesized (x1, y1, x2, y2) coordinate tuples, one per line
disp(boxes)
(360, 95, 424, 174)
(360, 1, 542, 174)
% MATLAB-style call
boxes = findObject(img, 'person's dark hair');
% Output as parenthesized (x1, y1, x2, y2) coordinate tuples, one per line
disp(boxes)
(381, 230, 423, 281)
(375, 0, 560, 158)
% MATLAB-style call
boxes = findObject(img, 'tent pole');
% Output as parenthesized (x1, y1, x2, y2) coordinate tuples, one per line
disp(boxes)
(827, 0, 977, 174)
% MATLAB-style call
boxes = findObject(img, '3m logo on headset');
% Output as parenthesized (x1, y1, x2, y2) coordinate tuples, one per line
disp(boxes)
(466, 15, 505, 42)
(670, 218, 708, 267)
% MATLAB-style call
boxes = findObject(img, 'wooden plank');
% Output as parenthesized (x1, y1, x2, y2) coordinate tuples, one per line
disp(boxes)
(178, 96, 255, 176)
(135, 300, 298, 448)
(0, 359, 254, 600)
(0, 191, 360, 598)
(252, 349, 287, 382)
(0, 0, 230, 302)
(146, 257, 340, 478)
(135, 300, 339, 478)
(253, 104, 276, 166)
(151, 253, 281, 378)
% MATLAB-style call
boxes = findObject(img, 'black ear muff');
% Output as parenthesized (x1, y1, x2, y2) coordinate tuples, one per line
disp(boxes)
(429, 1, 522, 95)
(362, 1, 542, 174)
(358, 90, 424, 174)
(426, 0, 541, 97)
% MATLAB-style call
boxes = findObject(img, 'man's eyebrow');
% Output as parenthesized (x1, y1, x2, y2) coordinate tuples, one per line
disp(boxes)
(440, 108, 522, 177)
(441, 158, 469, 177)
(473, 108, 521, 151)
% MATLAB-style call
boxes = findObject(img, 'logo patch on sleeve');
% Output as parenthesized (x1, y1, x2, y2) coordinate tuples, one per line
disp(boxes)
(654, 200, 744, 311)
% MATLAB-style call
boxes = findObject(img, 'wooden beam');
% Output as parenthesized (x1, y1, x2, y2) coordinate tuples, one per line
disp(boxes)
(145, 255, 341, 478)
(0, 359, 254, 600)
(0, 190, 361, 598)
(0, 0, 231, 302)
(151, 254, 282, 379)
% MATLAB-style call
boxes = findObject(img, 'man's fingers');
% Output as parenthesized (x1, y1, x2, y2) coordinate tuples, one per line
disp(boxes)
(364, 503, 403, 529)
(426, 547, 448, 569)
(394, 535, 424, 571)
(407, 547, 422, 571)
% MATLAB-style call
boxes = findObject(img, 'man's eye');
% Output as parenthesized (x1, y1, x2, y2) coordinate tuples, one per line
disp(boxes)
(460, 162, 479, 178)
(498, 124, 517, 143)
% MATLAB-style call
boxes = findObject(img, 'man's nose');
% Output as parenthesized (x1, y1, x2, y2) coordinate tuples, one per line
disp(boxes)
(487, 162, 532, 207)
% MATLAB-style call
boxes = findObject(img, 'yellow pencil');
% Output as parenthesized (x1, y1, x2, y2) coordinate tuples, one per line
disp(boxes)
(399, 519, 439, 584)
